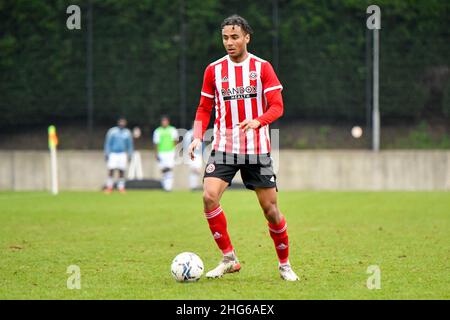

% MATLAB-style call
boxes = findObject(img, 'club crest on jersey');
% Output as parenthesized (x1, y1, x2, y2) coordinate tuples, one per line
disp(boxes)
(206, 163, 215, 173)
(222, 76, 228, 82)
(249, 71, 258, 80)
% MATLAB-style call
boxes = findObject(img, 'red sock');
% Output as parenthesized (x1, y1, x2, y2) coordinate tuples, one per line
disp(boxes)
(268, 217, 289, 264)
(205, 206, 233, 255)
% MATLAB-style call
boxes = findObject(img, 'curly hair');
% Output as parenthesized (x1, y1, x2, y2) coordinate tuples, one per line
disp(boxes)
(221, 14, 253, 35)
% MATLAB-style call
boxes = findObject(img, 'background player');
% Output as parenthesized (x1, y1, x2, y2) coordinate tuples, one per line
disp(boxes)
(153, 115, 179, 192)
(104, 117, 134, 193)
(188, 15, 299, 281)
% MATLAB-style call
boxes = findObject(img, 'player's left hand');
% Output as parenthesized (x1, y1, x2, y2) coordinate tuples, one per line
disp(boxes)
(239, 119, 261, 132)
(188, 138, 202, 161)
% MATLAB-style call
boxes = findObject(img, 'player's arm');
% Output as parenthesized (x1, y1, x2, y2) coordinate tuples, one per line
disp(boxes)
(254, 89, 283, 126)
(153, 129, 160, 161)
(190, 96, 214, 160)
(257, 61, 284, 126)
(240, 90, 283, 132)
(154, 145, 159, 161)
(193, 96, 214, 139)
(127, 130, 134, 161)
(172, 128, 179, 148)
(104, 129, 112, 161)
(193, 65, 215, 141)
(240, 62, 284, 132)
(189, 65, 215, 160)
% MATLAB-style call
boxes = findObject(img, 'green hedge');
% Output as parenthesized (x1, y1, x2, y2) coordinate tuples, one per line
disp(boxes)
(0, 0, 448, 129)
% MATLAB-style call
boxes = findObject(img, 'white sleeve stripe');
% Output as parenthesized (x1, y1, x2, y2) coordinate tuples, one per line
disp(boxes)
(263, 85, 283, 94)
(201, 91, 214, 99)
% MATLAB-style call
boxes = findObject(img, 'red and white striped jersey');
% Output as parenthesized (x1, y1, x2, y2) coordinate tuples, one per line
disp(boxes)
(198, 53, 283, 155)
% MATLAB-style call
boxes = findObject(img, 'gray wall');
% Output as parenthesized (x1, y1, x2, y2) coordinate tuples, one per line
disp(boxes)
(0, 150, 449, 191)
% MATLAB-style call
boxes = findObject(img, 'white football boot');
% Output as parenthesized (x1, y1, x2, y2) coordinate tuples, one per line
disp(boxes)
(279, 263, 299, 281)
(206, 252, 241, 278)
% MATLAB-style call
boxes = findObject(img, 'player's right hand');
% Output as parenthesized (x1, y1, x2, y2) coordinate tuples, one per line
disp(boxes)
(188, 138, 202, 161)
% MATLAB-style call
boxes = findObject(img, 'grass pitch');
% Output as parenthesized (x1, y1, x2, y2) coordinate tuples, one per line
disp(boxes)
(0, 190, 449, 299)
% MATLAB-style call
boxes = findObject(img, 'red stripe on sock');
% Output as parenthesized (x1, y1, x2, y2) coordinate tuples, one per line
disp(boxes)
(205, 206, 223, 219)
(205, 207, 233, 254)
(268, 217, 289, 264)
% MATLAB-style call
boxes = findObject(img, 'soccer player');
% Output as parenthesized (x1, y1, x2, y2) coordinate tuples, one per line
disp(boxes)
(184, 123, 203, 191)
(153, 115, 179, 192)
(104, 117, 134, 193)
(188, 15, 299, 281)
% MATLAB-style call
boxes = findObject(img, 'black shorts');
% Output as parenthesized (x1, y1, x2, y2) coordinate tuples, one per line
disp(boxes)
(203, 150, 277, 191)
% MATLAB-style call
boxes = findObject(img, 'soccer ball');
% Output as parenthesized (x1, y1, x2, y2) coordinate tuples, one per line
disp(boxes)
(171, 252, 204, 282)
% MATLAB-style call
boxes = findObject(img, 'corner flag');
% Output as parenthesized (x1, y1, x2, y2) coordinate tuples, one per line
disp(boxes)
(48, 125, 59, 195)
(48, 125, 58, 149)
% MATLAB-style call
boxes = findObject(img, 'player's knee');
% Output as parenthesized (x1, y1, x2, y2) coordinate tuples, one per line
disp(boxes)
(261, 201, 279, 221)
(203, 190, 220, 209)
